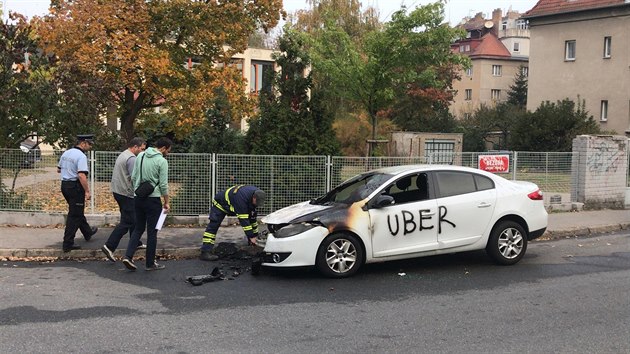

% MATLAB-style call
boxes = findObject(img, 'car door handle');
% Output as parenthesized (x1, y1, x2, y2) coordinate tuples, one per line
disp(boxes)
(477, 202, 492, 208)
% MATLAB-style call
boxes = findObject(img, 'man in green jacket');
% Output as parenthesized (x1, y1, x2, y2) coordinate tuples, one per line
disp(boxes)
(122, 137, 172, 271)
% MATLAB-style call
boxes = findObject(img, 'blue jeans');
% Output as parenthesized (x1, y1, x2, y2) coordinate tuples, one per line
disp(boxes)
(105, 193, 142, 251)
(125, 196, 162, 267)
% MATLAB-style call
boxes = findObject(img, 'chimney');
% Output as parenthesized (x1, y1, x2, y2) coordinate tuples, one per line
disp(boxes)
(492, 8, 502, 36)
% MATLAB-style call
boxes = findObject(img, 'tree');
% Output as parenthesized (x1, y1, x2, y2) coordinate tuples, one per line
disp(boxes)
(510, 98, 602, 151)
(507, 65, 528, 109)
(290, 0, 380, 42)
(456, 102, 526, 152)
(37, 0, 283, 142)
(247, 28, 339, 156)
(0, 13, 106, 150)
(188, 87, 245, 154)
(308, 2, 467, 155)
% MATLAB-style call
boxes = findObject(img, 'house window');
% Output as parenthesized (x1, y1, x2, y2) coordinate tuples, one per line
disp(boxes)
(600, 100, 608, 121)
(459, 45, 465, 52)
(521, 66, 529, 77)
(466, 67, 473, 77)
(250, 61, 274, 94)
(501, 21, 507, 30)
(491, 89, 501, 100)
(465, 44, 470, 52)
(516, 19, 528, 30)
(513, 42, 520, 52)
(603, 36, 611, 58)
(492, 65, 502, 76)
(465, 89, 472, 100)
(565, 40, 576, 61)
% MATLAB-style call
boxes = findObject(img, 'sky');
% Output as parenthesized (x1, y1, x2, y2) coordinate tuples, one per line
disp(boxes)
(3, 0, 539, 24)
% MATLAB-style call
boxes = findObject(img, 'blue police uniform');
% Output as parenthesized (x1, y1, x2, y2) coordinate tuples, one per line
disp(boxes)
(201, 185, 263, 253)
(58, 135, 97, 251)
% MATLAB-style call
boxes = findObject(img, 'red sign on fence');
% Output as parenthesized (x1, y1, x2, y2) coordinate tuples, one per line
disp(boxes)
(478, 155, 510, 173)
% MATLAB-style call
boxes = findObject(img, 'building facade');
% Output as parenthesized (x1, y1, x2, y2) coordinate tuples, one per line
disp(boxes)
(524, 0, 630, 135)
(450, 9, 529, 118)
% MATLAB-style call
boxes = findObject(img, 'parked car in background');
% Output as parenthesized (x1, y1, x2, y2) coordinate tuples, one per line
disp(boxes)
(19, 138, 42, 169)
(261, 165, 548, 278)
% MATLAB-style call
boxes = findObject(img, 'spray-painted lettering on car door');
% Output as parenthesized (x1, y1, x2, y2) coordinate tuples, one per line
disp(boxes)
(387, 209, 435, 236)
(386, 206, 456, 236)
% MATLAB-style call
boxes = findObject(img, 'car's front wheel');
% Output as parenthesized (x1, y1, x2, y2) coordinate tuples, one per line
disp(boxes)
(486, 220, 527, 265)
(316, 233, 364, 278)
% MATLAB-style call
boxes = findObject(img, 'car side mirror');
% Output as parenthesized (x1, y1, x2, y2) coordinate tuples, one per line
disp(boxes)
(371, 194, 394, 209)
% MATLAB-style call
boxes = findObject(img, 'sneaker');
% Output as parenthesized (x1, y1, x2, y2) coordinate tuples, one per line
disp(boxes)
(136, 243, 147, 250)
(101, 245, 116, 262)
(84, 226, 98, 241)
(122, 258, 137, 271)
(145, 262, 165, 271)
(200, 250, 219, 261)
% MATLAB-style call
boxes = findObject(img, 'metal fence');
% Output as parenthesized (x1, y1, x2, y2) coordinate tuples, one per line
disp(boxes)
(0, 148, 607, 215)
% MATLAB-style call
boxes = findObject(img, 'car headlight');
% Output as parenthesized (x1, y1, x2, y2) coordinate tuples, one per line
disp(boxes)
(274, 223, 317, 238)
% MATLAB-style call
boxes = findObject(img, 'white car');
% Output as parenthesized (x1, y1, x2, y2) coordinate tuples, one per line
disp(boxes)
(261, 165, 548, 278)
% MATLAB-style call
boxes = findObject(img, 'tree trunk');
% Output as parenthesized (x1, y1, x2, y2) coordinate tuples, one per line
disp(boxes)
(120, 88, 146, 143)
(369, 110, 377, 157)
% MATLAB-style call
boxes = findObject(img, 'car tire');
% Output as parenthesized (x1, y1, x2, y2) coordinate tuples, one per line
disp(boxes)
(486, 220, 528, 265)
(316, 233, 364, 278)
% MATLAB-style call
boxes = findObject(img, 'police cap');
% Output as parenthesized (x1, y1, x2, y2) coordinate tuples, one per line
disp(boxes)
(77, 134, 94, 145)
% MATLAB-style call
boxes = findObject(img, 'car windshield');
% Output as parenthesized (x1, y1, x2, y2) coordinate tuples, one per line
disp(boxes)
(312, 172, 394, 205)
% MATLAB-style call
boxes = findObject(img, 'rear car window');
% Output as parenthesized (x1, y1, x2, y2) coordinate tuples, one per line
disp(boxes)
(435, 171, 494, 197)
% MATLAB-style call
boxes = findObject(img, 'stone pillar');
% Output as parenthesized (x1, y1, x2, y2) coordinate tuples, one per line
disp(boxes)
(571, 135, 628, 209)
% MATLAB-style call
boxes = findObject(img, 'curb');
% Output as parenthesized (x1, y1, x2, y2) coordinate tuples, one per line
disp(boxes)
(0, 211, 240, 228)
(0, 246, 261, 261)
(2, 224, 628, 261)
(0, 247, 198, 260)
(541, 223, 630, 240)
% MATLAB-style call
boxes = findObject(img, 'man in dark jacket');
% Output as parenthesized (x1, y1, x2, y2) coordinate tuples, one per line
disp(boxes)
(200, 185, 265, 261)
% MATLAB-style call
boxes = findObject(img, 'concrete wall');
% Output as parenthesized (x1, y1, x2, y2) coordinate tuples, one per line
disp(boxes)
(571, 135, 628, 209)
(390, 132, 463, 158)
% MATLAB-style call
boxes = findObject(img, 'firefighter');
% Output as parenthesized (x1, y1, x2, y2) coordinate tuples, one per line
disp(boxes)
(200, 185, 266, 261)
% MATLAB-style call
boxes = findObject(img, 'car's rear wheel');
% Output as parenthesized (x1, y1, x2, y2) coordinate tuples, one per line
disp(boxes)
(486, 220, 527, 265)
(316, 233, 363, 278)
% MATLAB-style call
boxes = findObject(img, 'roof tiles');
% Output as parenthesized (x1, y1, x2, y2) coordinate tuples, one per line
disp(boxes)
(470, 33, 511, 58)
(525, 0, 628, 17)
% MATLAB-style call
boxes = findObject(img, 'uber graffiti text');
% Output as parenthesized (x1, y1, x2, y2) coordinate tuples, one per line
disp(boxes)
(386, 206, 455, 236)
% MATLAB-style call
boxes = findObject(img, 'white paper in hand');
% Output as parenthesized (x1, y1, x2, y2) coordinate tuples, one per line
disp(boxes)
(156, 209, 168, 230)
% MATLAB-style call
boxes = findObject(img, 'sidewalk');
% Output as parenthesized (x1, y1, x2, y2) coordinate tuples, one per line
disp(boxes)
(0, 209, 629, 260)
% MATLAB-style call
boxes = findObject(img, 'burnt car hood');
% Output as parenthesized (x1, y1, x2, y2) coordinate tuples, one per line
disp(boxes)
(262, 201, 335, 224)
(261, 202, 360, 225)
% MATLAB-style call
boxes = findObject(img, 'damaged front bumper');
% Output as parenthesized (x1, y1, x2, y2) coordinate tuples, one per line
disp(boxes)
(262, 225, 329, 267)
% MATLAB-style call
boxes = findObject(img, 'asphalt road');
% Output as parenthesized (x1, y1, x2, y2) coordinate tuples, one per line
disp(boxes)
(1, 232, 629, 353)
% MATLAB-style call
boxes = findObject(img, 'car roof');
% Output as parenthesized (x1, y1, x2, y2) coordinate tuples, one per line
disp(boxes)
(372, 164, 484, 176)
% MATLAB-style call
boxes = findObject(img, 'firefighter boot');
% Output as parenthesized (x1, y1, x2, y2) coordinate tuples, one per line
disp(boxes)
(200, 250, 219, 261)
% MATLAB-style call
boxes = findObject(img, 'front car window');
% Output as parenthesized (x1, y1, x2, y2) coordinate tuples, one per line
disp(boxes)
(313, 172, 394, 205)
(382, 173, 430, 204)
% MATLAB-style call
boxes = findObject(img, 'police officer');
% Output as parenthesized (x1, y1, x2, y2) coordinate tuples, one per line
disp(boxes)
(57, 134, 98, 252)
(200, 185, 265, 261)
